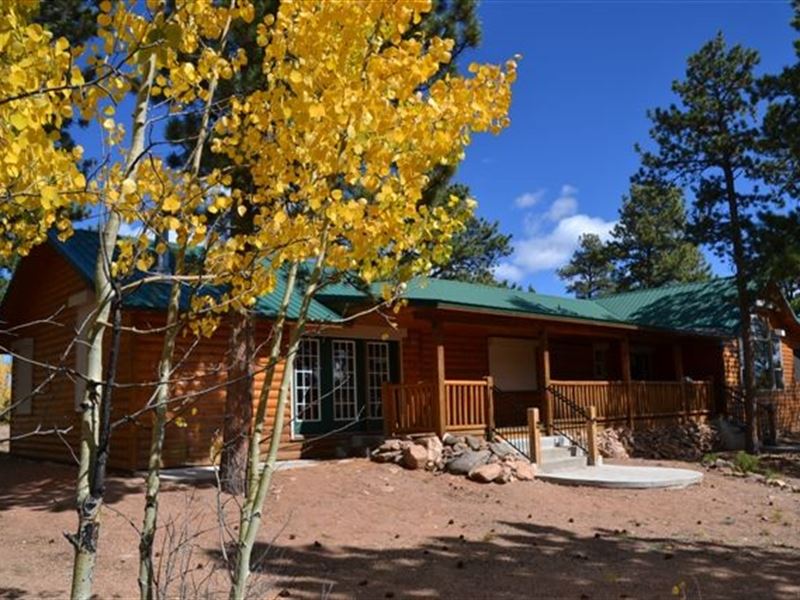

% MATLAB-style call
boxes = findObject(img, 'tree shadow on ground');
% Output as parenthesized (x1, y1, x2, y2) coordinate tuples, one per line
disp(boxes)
(0, 454, 140, 512)
(215, 521, 800, 599)
(0, 454, 213, 512)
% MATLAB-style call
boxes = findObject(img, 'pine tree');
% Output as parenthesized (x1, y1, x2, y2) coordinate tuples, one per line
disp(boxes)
(758, 1, 800, 312)
(557, 233, 615, 299)
(428, 184, 512, 284)
(610, 184, 709, 291)
(636, 33, 769, 452)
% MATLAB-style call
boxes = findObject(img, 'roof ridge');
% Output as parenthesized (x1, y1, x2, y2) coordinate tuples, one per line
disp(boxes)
(422, 276, 601, 306)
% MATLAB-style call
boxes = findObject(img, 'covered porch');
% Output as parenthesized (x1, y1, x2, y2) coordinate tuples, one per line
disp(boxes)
(382, 319, 719, 443)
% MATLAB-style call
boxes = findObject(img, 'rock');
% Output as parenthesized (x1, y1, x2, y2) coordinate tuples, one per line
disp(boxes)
(511, 460, 535, 481)
(371, 450, 401, 464)
(402, 444, 428, 470)
(442, 433, 460, 446)
(468, 463, 503, 483)
(419, 436, 444, 464)
(489, 441, 515, 458)
(378, 439, 402, 452)
(495, 466, 513, 484)
(465, 435, 483, 451)
(446, 449, 491, 475)
(768, 478, 788, 488)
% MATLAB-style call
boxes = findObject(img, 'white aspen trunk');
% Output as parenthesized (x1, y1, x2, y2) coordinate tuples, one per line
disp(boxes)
(231, 244, 329, 599)
(69, 53, 157, 600)
(136, 15, 232, 594)
(137, 250, 184, 600)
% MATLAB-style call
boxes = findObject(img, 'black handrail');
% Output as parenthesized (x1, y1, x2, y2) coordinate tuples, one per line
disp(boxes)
(546, 384, 589, 452)
(723, 385, 777, 445)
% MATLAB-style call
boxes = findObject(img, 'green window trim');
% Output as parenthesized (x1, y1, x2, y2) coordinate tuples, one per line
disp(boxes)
(292, 337, 399, 436)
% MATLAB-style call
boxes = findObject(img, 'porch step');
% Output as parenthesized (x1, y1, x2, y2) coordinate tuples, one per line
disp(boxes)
(537, 442, 589, 474)
(540, 435, 571, 449)
(538, 454, 589, 473)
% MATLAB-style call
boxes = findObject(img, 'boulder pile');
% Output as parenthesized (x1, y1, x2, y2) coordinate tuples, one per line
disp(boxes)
(597, 422, 719, 461)
(370, 433, 535, 484)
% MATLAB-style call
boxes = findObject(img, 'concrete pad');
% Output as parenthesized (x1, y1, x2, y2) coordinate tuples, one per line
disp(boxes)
(536, 464, 703, 489)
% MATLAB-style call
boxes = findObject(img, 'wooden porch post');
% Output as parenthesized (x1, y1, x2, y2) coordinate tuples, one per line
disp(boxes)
(620, 337, 633, 429)
(484, 375, 495, 440)
(527, 407, 542, 465)
(673, 343, 688, 420)
(435, 343, 447, 437)
(539, 330, 553, 435)
(587, 406, 599, 466)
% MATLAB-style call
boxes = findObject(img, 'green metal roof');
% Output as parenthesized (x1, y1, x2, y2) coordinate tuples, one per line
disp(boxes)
(33, 230, 772, 336)
(594, 278, 740, 335)
(390, 278, 625, 324)
(320, 276, 748, 336)
(47, 229, 342, 322)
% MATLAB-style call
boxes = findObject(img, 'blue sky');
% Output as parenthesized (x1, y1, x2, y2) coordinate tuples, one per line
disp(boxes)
(455, 0, 797, 294)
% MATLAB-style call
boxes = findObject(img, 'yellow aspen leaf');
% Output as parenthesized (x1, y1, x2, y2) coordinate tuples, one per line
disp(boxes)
(121, 178, 137, 195)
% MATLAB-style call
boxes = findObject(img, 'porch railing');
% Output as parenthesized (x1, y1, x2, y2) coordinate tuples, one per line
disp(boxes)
(547, 380, 714, 429)
(724, 385, 800, 442)
(383, 378, 494, 437)
(383, 382, 437, 434)
(445, 379, 494, 432)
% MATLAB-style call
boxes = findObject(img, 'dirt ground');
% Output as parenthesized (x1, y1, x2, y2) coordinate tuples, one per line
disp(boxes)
(1, 454, 799, 599)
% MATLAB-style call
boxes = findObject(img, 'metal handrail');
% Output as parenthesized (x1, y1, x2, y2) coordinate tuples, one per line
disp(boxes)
(546, 384, 590, 452)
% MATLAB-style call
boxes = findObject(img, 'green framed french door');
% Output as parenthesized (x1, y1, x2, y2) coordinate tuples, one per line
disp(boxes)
(292, 337, 399, 436)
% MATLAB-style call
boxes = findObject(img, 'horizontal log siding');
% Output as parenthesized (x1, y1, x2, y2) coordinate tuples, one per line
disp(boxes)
(128, 315, 295, 468)
(4, 245, 136, 469)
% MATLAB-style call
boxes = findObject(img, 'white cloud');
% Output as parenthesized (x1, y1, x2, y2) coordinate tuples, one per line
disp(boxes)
(545, 195, 578, 222)
(503, 184, 616, 278)
(514, 189, 545, 209)
(561, 184, 578, 196)
(513, 214, 615, 273)
(493, 262, 524, 283)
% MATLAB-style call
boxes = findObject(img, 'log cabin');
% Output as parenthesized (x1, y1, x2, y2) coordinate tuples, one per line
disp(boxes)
(2, 229, 799, 470)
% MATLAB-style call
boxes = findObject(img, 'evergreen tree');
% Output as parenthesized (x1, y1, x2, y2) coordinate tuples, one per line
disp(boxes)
(636, 33, 769, 452)
(428, 184, 513, 284)
(610, 184, 709, 291)
(758, 0, 800, 313)
(557, 233, 615, 299)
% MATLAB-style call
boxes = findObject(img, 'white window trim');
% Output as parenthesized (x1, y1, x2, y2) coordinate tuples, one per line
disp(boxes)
(332, 339, 358, 423)
(366, 341, 391, 420)
(292, 338, 322, 424)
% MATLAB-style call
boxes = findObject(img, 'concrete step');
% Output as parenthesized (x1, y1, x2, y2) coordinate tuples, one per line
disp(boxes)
(538, 454, 588, 473)
(540, 435, 571, 449)
(540, 446, 582, 463)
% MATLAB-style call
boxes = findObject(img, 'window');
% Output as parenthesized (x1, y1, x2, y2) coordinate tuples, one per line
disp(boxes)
(592, 344, 608, 380)
(11, 338, 34, 415)
(293, 339, 321, 422)
(366, 342, 391, 419)
(332, 340, 357, 421)
(630, 346, 653, 381)
(751, 316, 784, 390)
